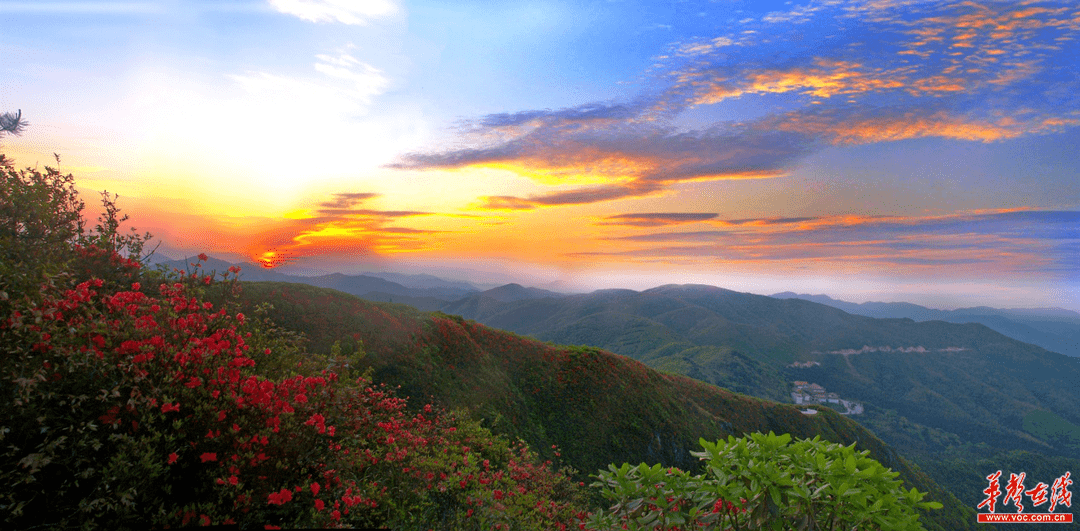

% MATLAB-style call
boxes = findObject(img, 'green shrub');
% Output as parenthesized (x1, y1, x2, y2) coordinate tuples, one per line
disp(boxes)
(587, 431, 941, 530)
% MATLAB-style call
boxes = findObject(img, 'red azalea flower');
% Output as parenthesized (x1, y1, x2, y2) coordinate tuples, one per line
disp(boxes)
(200, 452, 217, 463)
(268, 488, 293, 505)
(168, 452, 178, 465)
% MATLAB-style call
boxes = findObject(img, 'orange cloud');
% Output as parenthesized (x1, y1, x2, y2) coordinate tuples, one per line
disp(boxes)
(667, 0, 1079, 140)
(687, 59, 907, 105)
(767, 108, 1077, 144)
(393, 103, 810, 211)
(598, 212, 719, 227)
(235, 191, 454, 265)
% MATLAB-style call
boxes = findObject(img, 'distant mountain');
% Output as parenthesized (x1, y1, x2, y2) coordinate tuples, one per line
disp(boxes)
(358, 291, 449, 312)
(365, 271, 481, 296)
(237, 281, 974, 531)
(771, 292, 1080, 357)
(447, 283, 563, 305)
(156, 256, 481, 303)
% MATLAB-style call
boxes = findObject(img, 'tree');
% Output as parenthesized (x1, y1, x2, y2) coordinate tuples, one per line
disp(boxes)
(0, 109, 28, 138)
(0, 112, 154, 315)
(0, 152, 86, 313)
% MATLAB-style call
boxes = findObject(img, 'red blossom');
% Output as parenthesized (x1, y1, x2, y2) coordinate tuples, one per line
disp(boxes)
(19, 263, 588, 530)
(268, 489, 293, 505)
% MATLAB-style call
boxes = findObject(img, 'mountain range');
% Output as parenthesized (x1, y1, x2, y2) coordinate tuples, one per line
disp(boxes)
(158, 255, 1080, 525)
(157, 255, 1079, 359)
(772, 292, 1080, 358)
(235, 280, 974, 530)
(439, 283, 1080, 451)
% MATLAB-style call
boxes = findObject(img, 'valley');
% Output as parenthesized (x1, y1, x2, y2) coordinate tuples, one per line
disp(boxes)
(235, 280, 975, 530)
(160, 256, 1080, 527)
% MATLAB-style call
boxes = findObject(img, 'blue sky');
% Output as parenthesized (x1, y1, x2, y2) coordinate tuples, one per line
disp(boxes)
(1, 0, 1078, 310)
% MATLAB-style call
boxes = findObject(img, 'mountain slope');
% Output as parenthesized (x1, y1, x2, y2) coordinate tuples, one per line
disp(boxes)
(439, 284, 1080, 458)
(237, 281, 974, 531)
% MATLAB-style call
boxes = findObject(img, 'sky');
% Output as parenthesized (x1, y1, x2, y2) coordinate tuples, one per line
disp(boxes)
(1, 0, 1078, 310)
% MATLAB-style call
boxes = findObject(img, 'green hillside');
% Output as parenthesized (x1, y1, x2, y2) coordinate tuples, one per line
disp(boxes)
(435, 283, 1080, 524)
(238, 281, 976, 530)
(442, 284, 1080, 451)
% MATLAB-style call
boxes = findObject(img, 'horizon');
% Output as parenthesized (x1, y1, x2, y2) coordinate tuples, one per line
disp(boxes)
(2, 0, 1078, 311)
(155, 252, 1080, 314)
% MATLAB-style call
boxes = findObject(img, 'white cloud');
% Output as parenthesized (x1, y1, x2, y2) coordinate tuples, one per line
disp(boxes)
(267, 0, 396, 25)
(313, 53, 388, 105)
(229, 51, 388, 113)
(677, 36, 734, 56)
(118, 56, 421, 201)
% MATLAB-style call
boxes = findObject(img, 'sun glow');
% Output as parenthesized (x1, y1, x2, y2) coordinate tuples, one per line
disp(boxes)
(256, 250, 293, 269)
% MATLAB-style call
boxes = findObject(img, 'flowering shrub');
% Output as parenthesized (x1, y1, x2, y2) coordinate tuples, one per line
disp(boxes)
(0, 253, 588, 529)
(586, 431, 942, 530)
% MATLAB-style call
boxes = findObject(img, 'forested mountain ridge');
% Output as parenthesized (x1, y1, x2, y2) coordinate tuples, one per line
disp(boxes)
(163, 254, 1078, 359)
(162, 260, 1080, 461)
(435, 283, 1080, 505)
(772, 291, 1080, 357)
(236, 281, 974, 531)
(441, 283, 1080, 444)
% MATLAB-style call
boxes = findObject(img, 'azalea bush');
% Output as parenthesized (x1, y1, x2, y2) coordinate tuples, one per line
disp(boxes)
(586, 432, 942, 531)
(0, 254, 588, 529)
(0, 151, 588, 529)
